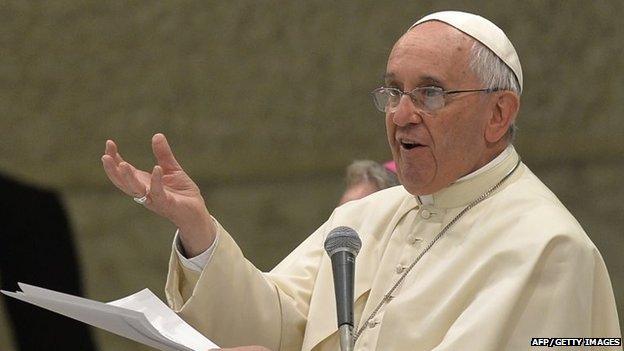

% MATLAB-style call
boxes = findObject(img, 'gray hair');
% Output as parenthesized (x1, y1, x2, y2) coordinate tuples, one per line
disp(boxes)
(345, 160, 399, 190)
(469, 40, 521, 142)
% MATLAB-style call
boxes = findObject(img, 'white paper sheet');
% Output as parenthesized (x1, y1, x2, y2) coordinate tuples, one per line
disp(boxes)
(1, 283, 219, 351)
(109, 289, 217, 351)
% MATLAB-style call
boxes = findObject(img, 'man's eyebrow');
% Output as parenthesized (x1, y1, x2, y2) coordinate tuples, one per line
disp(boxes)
(383, 72, 445, 87)
(419, 75, 444, 86)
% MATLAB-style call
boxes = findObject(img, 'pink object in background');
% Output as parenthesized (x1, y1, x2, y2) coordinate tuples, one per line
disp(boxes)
(383, 161, 397, 174)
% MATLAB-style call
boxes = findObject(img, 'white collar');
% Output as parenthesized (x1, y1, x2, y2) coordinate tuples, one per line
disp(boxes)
(418, 145, 514, 206)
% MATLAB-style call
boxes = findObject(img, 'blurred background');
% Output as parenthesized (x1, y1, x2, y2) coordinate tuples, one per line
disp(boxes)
(0, 1, 622, 350)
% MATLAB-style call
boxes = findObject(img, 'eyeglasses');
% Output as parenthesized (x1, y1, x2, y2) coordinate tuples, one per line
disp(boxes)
(371, 86, 500, 114)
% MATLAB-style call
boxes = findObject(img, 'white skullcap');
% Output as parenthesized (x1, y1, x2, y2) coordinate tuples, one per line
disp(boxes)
(410, 11, 523, 93)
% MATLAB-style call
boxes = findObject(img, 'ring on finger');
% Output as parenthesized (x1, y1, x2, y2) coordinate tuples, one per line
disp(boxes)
(133, 189, 150, 205)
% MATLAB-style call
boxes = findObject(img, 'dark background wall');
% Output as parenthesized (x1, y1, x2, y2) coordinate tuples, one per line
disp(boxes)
(0, 1, 622, 350)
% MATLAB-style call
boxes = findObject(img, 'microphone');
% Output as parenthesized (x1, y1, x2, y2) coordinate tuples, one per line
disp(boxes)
(324, 226, 362, 351)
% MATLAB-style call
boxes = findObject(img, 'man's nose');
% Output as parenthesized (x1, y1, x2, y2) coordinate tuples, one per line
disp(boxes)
(391, 95, 423, 127)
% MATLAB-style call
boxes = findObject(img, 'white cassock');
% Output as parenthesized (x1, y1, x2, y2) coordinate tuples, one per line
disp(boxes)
(165, 147, 621, 351)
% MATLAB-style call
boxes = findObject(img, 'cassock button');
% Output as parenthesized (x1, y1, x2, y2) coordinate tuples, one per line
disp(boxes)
(368, 318, 380, 328)
(420, 209, 431, 219)
(407, 235, 421, 245)
(395, 264, 407, 274)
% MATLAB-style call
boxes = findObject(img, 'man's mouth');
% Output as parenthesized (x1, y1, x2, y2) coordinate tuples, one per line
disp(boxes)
(399, 140, 424, 150)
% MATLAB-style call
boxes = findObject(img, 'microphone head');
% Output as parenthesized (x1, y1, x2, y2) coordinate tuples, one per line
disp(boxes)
(324, 226, 362, 257)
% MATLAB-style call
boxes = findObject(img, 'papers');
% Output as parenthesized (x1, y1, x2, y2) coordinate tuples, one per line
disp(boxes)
(1, 283, 219, 351)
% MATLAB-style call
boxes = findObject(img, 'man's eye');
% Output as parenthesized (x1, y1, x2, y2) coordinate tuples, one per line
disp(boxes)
(422, 87, 442, 97)
(386, 89, 401, 97)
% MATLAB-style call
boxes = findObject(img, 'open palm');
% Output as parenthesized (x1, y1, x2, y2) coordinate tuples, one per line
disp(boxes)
(101, 133, 215, 255)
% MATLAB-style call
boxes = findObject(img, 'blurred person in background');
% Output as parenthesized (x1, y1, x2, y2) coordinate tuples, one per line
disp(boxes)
(338, 160, 399, 205)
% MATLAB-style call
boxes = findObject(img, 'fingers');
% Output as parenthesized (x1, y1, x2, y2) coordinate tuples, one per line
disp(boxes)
(103, 139, 151, 197)
(102, 139, 130, 190)
(102, 137, 169, 203)
(152, 133, 183, 172)
(105, 140, 125, 164)
(120, 162, 149, 197)
(101, 154, 127, 191)
(149, 165, 166, 204)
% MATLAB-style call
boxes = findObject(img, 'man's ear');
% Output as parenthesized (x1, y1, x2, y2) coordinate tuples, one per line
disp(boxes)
(485, 91, 520, 143)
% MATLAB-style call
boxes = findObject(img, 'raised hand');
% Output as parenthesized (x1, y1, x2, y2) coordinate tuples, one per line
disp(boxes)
(101, 133, 216, 256)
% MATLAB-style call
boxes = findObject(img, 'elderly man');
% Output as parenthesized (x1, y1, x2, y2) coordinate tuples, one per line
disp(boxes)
(102, 11, 620, 351)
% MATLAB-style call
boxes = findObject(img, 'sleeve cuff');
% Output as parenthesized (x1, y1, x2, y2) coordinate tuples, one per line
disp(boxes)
(173, 229, 219, 272)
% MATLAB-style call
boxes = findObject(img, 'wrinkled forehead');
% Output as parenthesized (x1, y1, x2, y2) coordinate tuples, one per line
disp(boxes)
(391, 21, 476, 57)
(386, 21, 477, 86)
(402, 20, 474, 44)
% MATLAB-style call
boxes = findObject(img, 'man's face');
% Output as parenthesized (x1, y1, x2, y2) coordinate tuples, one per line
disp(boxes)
(385, 21, 496, 195)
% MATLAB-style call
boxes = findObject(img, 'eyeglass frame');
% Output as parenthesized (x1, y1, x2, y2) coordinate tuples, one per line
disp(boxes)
(371, 86, 501, 114)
